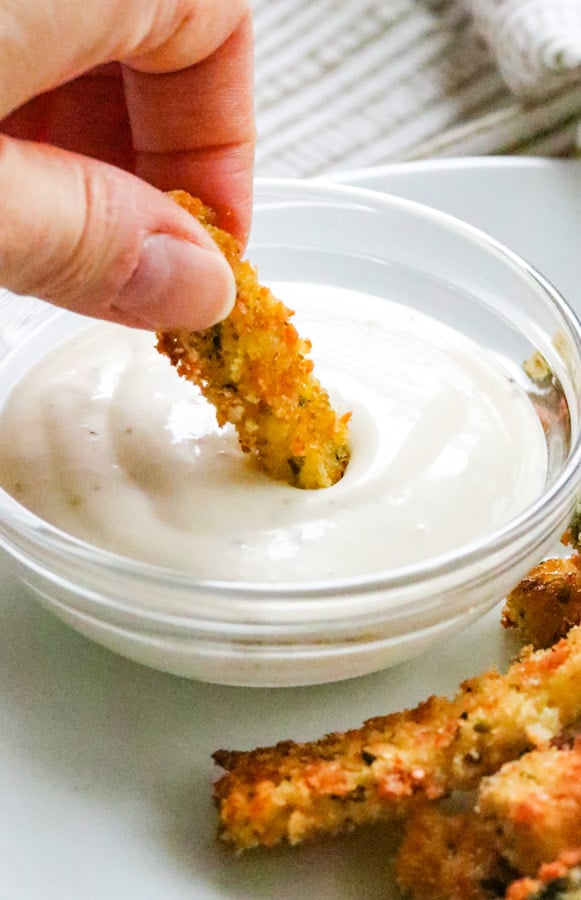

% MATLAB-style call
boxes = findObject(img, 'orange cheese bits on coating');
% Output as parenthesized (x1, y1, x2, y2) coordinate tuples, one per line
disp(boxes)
(156, 191, 351, 489)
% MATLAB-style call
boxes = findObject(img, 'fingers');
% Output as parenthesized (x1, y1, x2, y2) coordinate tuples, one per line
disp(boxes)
(124, 13, 255, 242)
(2, 11, 255, 241)
(3, 67, 135, 171)
(0, 136, 235, 331)
(0, 0, 254, 328)
(0, 0, 250, 114)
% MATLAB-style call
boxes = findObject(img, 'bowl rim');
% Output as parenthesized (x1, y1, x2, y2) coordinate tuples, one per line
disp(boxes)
(1, 176, 581, 617)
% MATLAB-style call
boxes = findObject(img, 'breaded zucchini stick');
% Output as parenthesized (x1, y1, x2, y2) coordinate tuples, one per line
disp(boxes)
(501, 500, 581, 649)
(565, 499, 581, 553)
(396, 740, 581, 899)
(395, 806, 507, 900)
(213, 626, 581, 850)
(505, 850, 581, 900)
(156, 191, 351, 489)
(477, 738, 581, 877)
(502, 555, 581, 649)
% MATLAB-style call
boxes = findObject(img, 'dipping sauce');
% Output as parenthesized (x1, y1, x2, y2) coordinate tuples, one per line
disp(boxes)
(0, 283, 548, 582)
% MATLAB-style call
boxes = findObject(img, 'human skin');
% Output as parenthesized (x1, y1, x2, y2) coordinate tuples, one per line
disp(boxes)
(0, 0, 255, 330)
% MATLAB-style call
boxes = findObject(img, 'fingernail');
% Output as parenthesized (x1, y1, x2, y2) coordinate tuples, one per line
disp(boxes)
(115, 233, 236, 331)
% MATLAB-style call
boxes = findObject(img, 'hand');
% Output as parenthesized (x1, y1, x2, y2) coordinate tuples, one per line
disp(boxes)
(0, 0, 254, 330)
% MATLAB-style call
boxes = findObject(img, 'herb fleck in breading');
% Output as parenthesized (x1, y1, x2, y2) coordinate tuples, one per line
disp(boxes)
(157, 192, 351, 490)
(213, 626, 581, 850)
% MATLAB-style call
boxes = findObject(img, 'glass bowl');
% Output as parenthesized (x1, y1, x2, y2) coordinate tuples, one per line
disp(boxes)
(1, 178, 581, 687)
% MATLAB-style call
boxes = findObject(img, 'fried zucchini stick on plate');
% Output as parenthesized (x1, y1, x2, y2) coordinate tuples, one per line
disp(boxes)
(502, 555, 581, 650)
(395, 806, 507, 900)
(395, 739, 581, 899)
(476, 737, 581, 877)
(506, 850, 581, 900)
(156, 191, 351, 489)
(213, 626, 581, 850)
(501, 503, 581, 649)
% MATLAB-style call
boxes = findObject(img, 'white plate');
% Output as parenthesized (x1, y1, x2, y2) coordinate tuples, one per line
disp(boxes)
(320, 157, 581, 308)
(2, 157, 581, 899)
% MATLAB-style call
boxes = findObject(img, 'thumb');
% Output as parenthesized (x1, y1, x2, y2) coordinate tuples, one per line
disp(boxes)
(0, 136, 236, 330)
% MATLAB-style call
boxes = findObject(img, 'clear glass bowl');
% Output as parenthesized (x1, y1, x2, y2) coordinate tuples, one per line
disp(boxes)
(1, 178, 581, 687)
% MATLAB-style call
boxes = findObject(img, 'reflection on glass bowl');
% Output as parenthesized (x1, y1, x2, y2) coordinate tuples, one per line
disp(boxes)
(0, 178, 580, 687)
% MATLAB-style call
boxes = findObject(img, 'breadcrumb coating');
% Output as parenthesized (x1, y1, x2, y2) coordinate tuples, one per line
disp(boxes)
(502, 555, 581, 649)
(395, 806, 508, 900)
(395, 741, 581, 899)
(506, 850, 581, 900)
(213, 626, 581, 850)
(565, 499, 581, 552)
(156, 191, 351, 489)
(477, 738, 581, 877)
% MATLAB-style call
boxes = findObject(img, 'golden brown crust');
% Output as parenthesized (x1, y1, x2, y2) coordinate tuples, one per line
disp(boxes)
(395, 806, 508, 900)
(393, 739, 581, 899)
(477, 738, 581, 876)
(505, 850, 581, 899)
(156, 191, 351, 489)
(502, 555, 581, 649)
(213, 626, 581, 850)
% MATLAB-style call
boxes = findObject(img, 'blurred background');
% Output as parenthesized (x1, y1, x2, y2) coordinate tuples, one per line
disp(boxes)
(252, 0, 581, 178)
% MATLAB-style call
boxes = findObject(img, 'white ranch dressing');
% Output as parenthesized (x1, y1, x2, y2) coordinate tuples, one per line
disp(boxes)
(0, 283, 547, 582)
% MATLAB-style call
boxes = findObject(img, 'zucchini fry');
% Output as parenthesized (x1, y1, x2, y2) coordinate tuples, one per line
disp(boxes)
(213, 626, 581, 850)
(396, 740, 581, 899)
(506, 851, 581, 900)
(156, 191, 351, 489)
(395, 806, 507, 900)
(477, 738, 581, 877)
(502, 555, 581, 649)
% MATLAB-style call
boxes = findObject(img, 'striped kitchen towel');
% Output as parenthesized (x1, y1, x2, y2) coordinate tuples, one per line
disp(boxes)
(252, 0, 581, 178)
(470, 0, 581, 98)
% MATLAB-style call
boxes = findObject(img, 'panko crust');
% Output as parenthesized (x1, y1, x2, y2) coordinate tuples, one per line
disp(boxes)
(505, 850, 581, 900)
(477, 738, 581, 876)
(156, 191, 351, 490)
(393, 738, 581, 899)
(213, 626, 581, 850)
(395, 806, 508, 900)
(502, 555, 581, 649)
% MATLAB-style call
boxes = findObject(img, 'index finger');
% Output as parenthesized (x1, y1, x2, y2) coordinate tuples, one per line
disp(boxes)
(123, 12, 255, 243)
(0, 0, 255, 245)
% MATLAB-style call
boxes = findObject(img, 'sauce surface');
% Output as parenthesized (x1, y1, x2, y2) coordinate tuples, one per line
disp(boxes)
(0, 283, 548, 581)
